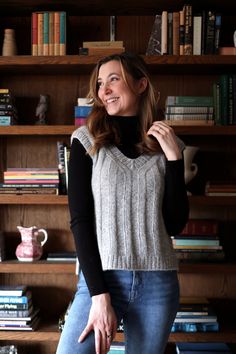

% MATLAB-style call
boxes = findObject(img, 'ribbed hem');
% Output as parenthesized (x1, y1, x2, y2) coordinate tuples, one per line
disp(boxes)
(101, 254, 179, 271)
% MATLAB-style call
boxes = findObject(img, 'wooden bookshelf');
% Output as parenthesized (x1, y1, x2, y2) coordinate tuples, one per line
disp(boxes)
(0, 1, 236, 353)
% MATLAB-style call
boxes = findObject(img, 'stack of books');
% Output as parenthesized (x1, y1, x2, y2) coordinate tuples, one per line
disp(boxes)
(0, 168, 59, 195)
(205, 181, 236, 196)
(0, 286, 39, 331)
(108, 342, 125, 354)
(172, 219, 225, 262)
(146, 6, 221, 56)
(31, 11, 66, 56)
(74, 98, 93, 127)
(79, 41, 125, 56)
(0, 89, 18, 126)
(172, 297, 219, 333)
(175, 342, 232, 353)
(164, 96, 214, 125)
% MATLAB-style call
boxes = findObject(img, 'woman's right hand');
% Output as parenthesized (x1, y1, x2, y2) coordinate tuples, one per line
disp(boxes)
(78, 293, 117, 354)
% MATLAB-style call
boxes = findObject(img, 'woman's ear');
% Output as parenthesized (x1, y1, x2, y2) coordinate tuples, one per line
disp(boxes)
(138, 77, 148, 94)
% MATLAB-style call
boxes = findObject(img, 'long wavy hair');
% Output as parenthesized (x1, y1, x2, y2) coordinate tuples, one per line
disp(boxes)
(86, 52, 161, 155)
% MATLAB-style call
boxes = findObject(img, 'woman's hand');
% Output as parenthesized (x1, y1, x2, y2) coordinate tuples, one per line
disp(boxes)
(79, 293, 117, 354)
(147, 121, 182, 160)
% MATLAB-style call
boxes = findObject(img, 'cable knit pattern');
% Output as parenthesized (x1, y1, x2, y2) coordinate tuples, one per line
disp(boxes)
(71, 126, 179, 271)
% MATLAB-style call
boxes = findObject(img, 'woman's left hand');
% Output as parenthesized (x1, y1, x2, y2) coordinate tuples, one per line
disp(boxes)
(147, 121, 182, 161)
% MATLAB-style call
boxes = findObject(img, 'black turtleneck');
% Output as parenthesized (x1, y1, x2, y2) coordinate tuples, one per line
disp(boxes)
(68, 117, 189, 296)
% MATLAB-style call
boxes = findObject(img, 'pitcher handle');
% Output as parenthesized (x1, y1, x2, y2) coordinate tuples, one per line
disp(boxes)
(38, 229, 48, 246)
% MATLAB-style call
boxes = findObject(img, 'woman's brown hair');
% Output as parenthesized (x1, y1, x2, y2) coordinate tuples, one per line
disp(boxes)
(86, 52, 161, 155)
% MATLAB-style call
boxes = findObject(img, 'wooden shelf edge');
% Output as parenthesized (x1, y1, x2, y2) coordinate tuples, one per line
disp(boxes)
(0, 195, 68, 205)
(0, 261, 76, 274)
(0, 55, 235, 67)
(1, 125, 236, 136)
(0, 325, 235, 343)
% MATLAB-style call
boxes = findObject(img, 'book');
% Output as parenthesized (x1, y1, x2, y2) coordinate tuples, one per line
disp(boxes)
(0, 286, 27, 297)
(164, 119, 214, 126)
(204, 11, 215, 54)
(0, 305, 34, 318)
(80, 47, 125, 56)
(193, 14, 202, 55)
(59, 11, 66, 55)
(0, 291, 31, 304)
(183, 4, 193, 55)
(166, 96, 213, 106)
(83, 41, 123, 48)
(47, 252, 77, 261)
(179, 10, 185, 55)
(172, 238, 220, 246)
(161, 11, 168, 55)
(172, 12, 180, 55)
(0, 308, 39, 322)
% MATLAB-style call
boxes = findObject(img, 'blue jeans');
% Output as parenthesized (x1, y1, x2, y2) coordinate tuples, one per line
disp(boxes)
(56, 270, 179, 354)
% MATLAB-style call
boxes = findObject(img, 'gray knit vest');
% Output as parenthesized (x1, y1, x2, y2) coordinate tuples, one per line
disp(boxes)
(72, 125, 181, 271)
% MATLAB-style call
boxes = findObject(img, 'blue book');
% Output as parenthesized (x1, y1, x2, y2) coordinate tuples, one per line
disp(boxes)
(74, 105, 92, 118)
(0, 291, 31, 304)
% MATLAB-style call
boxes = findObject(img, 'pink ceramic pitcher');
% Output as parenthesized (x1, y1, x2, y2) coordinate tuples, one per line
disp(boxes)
(16, 226, 48, 261)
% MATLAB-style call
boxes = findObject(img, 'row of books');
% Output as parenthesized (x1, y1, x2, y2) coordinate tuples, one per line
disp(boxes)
(0, 89, 18, 126)
(165, 95, 214, 125)
(175, 342, 232, 353)
(0, 168, 60, 195)
(31, 11, 66, 56)
(0, 286, 39, 331)
(213, 74, 236, 126)
(173, 219, 225, 262)
(146, 5, 221, 56)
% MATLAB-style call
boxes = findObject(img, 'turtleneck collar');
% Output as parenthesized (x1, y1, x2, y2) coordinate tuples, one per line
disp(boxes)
(107, 114, 141, 158)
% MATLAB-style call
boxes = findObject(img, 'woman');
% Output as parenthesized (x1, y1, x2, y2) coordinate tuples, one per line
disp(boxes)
(56, 52, 189, 354)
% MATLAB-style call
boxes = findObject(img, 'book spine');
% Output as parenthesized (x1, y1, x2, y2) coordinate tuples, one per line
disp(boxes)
(0, 295, 30, 304)
(49, 12, 54, 55)
(214, 14, 221, 54)
(59, 11, 66, 55)
(166, 96, 213, 106)
(168, 12, 173, 55)
(43, 12, 49, 55)
(213, 81, 221, 125)
(54, 12, 60, 55)
(219, 74, 229, 125)
(161, 11, 168, 55)
(193, 15, 202, 55)
(228, 74, 234, 125)
(204, 11, 215, 54)
(183, 4, 193, 55)
(172, 12, 180, 55)
(32, 12, 38, 56)
(37, 12, 44, 56)
(179, 10, 185, 55)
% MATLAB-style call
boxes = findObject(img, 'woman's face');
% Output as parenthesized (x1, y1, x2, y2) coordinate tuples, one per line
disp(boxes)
(97, 60, 145, 116)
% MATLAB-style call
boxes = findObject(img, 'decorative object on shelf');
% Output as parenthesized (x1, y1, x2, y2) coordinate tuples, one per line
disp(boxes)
(15, 226, 48, 262)
(35, 94, 50, 125)
(2, 29, 17, 56)
(183, 145, 199, 190)
(0, 346, 17, 354)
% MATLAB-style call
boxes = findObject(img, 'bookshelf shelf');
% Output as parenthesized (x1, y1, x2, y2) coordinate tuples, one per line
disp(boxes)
(0, 261, 76, 274)
(0, 323, 235, 344)
(0, 195, 68, 205)
(0, 195, 235, 206)
(0, 55, 235, 74)
(1, 125, 236, 136)
(0, 260, 235, 274)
